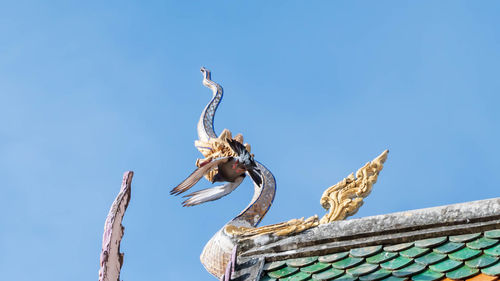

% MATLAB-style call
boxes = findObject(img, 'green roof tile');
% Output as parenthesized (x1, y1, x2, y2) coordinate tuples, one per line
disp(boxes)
(301, 262, 331, 274)
(346, 263, 379, 277)
(465, 254, 499, 269)
(380, 256, 413, 270)
(448, 247, 481, 261)
(411, 269, 445, 281)
(484, 244, 500, 257)
(280, 271, 311, 281)
(263, 261, 286, 271)
(350, 246, 383, 258)
(267, 266, 299, 279)
(399, 247, 430, 258)
(414, 237, 448, 249)
(366, 252, 398, 264)
(358, 268, 392, 281)
(415, 251, 448, 266)
(433, 241, 464, 254)
(445, 265, 479, 279)
(332, 256, 364, 270)
(312, 268, 344, 280)
(287, 256, 318, 267)
(333, 273, 357, 281)
(429, 259, 463, 273)
(319, 252, 350, 263)
(467, 237, 499, 250)
(485, 230, 500, 239)
(384, 242, 414, 252)
(392, 263, 426, 277)
(482, 260, 500, 276)
(261, 229, 500, 281)
(449, 233, 482, 243)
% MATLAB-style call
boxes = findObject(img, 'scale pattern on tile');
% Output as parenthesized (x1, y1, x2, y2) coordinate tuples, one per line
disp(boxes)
(260, 229, 500, 281)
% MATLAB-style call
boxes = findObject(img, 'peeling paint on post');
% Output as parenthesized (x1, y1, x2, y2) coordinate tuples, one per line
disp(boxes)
(98, 171, 134, 281)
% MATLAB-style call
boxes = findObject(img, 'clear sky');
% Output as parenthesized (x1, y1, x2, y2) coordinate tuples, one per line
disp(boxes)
(1, 1, 499, 280)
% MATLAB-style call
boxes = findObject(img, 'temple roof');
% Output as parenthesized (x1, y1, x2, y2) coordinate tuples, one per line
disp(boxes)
(230, 197, 500, 281)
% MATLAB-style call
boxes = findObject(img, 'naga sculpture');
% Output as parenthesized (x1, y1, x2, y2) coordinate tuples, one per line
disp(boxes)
(171, 68, 389, 279)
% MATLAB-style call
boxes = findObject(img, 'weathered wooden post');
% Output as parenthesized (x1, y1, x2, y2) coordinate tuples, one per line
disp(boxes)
(98, 171, 133, 281)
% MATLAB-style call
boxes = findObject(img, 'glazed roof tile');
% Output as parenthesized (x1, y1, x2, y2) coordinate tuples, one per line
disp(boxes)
(259, 230, 500, 281)
(231, 198, 500, 281)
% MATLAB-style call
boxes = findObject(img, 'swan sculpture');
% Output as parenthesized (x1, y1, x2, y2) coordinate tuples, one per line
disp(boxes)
(171, 67, 389, 279)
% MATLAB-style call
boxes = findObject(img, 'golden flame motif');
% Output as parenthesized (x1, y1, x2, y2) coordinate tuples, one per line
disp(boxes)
(320, 150, 389, 224)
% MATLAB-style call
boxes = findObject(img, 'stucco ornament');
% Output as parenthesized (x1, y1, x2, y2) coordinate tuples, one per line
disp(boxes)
(320, 149, 388, 224)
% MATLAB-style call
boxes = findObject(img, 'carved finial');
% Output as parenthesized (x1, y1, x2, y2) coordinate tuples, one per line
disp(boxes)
(319, 150, 389, 224)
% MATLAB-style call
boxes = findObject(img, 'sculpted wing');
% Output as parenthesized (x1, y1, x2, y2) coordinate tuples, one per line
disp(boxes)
(170, 157, 230, 195)
(247, 168, 262, 187)
(182, 176, 244, 207)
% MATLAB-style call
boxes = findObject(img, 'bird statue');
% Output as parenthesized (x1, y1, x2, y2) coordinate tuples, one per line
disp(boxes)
(170, 138, 262, 207)
(171, 67, 388, 279)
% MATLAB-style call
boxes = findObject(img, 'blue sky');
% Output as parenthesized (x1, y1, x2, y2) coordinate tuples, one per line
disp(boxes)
(1, 1, 499, 280)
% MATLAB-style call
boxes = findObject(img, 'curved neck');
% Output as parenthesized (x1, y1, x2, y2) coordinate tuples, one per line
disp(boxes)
(231, 161, 276, 227)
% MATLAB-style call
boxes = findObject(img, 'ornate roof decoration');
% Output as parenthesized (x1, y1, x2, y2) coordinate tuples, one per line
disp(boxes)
(319, 150, 388, 224)
(168, 68, 389, 279)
